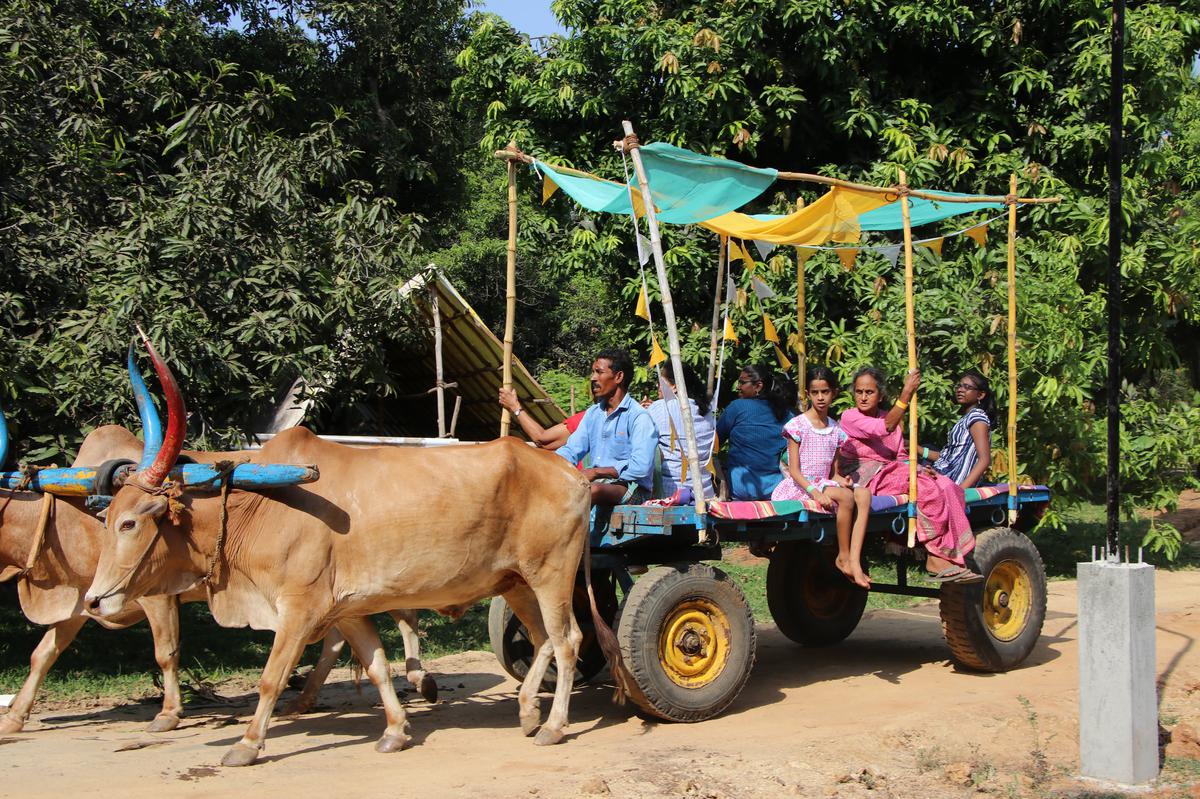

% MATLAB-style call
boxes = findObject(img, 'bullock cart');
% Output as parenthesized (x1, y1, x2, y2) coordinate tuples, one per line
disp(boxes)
(491, 123, 1061, 724)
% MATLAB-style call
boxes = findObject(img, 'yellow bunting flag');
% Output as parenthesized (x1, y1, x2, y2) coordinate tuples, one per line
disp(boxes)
(762, 314, 780, 344)
(730, 240, 756, 271)
(965, 224, 989, 249)
(795, 247, 816, 267)
(774, 345, 793, 371)
(680, 452, 689, 482)
(635, 283, 651, 321)
(836, 248, 859, 271)
(920, 237, 945, 257)
(649, 335, 667, 368)
(723, 316, 739, 342)
(542, 176, 559, 205)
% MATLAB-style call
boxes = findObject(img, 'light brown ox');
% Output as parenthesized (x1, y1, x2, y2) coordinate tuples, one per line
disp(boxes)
(85, 425, 622, 766)
(0, 425, 434, 734)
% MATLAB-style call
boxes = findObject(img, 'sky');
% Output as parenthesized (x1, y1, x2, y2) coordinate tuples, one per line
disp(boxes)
(477, 0, 566, 37)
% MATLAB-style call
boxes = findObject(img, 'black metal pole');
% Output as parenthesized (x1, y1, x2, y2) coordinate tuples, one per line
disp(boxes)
(1106, 0, 1125, 557)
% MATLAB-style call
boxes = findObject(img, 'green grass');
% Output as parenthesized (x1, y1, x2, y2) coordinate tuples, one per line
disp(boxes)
(3, 501, 1195, 703)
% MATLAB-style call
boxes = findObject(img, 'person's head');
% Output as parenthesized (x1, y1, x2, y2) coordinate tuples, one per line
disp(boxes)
(663, 362, 711, 417)
(591, 348, 633, 403)
(851, 366, 889, 414)
(955, 368, 996, 423)
(805, 365, 839, 415)
(736, 363, 770, 399)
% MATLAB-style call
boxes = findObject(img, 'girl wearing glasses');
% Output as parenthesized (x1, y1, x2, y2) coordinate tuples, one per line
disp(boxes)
(925, 369, 995, 488)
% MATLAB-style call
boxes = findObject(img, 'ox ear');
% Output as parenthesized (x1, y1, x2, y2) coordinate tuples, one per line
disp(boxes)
(0, 564, 22, 583)
(131, 496, 170, 521)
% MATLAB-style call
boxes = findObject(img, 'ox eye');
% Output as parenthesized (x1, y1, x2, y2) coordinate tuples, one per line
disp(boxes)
(119, 519, 136, 532)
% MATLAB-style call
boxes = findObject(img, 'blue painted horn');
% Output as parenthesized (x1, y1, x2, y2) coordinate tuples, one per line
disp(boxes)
(128, 342, 163, 470)
(0, 403, 8, 469)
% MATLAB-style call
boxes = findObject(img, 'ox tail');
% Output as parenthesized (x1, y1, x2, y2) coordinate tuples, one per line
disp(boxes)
(582, 501, 632, 706)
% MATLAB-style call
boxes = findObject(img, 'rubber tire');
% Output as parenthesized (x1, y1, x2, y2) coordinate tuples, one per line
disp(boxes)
(487, 575, 616, 689)
(766, 542, 868, 646)
(93, 458, 135, 496)
(939, 527, 1047, 672)
(616, 564, 756, 723)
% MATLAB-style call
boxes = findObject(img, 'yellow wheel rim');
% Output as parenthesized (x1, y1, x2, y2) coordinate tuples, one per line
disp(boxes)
(658, 598, 731, 689)
(983, 559, 1032, 642)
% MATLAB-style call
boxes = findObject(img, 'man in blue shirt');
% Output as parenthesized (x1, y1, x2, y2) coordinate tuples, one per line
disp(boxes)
(557, 348, 659, 506)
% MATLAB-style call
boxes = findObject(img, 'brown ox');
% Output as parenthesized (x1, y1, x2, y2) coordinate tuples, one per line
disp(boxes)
(0, 425, 433, 734)
(85, 423, 619, 766)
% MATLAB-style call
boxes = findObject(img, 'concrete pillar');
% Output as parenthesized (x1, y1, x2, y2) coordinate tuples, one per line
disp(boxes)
(1077, 560, 1158, 785)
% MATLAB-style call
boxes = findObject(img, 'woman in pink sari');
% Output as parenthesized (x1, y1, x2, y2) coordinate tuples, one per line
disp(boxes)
(838, 367, 982, 584)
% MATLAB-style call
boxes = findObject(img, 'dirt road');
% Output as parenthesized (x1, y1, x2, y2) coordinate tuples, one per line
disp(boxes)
(4, 571, 1198, 799)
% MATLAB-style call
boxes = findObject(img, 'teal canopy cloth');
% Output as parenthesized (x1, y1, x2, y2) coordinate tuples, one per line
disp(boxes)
(536, 143, 777, 225)
(856, 191, 1004, 231)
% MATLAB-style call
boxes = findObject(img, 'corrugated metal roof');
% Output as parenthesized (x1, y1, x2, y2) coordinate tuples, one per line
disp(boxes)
(396, 266, 567, 441)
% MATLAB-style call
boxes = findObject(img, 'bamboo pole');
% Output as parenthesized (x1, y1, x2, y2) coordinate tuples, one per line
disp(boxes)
(492, 147, 1062, 206)
(795, 246, 807, 408)
(621, 121, 709, 527)
(707, 235, 728, 394)
(430, 285, 447, 438)
(1006, 173, 1019, 525)
(500, 142, 518, 437)
(898, 169, 919, 549)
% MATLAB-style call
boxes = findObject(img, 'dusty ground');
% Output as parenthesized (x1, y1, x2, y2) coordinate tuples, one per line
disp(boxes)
(3, 571, 1199, 799)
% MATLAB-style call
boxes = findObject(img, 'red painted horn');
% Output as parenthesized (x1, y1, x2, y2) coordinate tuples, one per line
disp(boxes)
(138, 326, 185, 487)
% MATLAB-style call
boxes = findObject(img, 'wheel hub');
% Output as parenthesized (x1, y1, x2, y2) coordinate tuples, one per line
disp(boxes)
(658, 598, 731, 689)
(983, 560, 1032, 642)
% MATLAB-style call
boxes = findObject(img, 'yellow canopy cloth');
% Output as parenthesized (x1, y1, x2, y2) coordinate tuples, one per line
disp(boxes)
(701, 186, 890, 245)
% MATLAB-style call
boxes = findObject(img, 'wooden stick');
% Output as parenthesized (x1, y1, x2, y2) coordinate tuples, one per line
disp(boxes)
(622, 121, 709, 526)
(707, 235, 727, 394)
(795, 246, 807, 408)
(569, 384, 576, 415)
(500, 143, 518, 437)
(449, 393, 462, 439)
(494, 146, 1062, 205)
(430, 285, 447, 438)
(899, 170, 919, 549)
(1007, 173, 1020, 525)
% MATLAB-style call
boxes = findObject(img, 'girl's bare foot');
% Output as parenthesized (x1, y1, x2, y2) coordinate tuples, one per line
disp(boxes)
(848, 565, 872, 589)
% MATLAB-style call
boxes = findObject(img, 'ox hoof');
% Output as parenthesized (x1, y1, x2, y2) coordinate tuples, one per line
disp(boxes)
(519, 712, 541, 737)
(279, 698, 312, 717)
(417, 676, 439, 704)
(146, 713, 181, 733)
(375, 733, 411, 753)
(533, 726, 564, 746)
(0, 716, 24, 734)
(221, 744, 261, 767)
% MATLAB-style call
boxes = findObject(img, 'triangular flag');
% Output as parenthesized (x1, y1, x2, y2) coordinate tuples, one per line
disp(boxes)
(723, 316, 739, 342)
(836, 248, 859, 271)
(919, 238, 945, 257)
(753, 239, 777, 260)
(736, 287, 747, 308)
(750, 276, 775, 301)
(774, 344, 793, 371)
(795, 247, 816, 267)
(730, 240, 756, 270)
(635, 283, 651, 321)
(542, 175, 559, 204)
(762, 314, 780, 343)
(636, 233, 650, 266)
(725, 274, 736, 303)
(680, 452, 689, 482)
(649, 335, 667, 368)
(881, 244, 901, 268)
(965, 224, 988, 249)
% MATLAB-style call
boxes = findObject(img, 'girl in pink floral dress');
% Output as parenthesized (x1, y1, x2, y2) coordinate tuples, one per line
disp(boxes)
(771, 367, 873, 588)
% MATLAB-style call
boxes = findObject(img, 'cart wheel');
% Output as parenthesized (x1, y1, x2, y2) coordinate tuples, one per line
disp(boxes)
(616, 564, 755, 722)
(939, 527, 1047, 672)
(487, 571, 617, 688)
(766, 541, 867, 646)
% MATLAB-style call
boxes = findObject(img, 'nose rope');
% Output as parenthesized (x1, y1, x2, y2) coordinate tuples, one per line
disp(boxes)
(88, 524, 162, 605)
(88, 477, 180, 606)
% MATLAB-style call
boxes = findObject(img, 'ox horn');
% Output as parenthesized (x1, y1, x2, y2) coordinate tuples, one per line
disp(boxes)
(129, 341, 164, 471)
(0, 403, 8, 469)
(138, 327, 185, 487)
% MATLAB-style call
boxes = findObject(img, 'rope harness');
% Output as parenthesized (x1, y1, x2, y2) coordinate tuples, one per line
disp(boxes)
(0, 465, 53, 582)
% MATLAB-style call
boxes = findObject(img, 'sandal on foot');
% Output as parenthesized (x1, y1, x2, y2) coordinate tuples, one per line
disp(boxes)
(926, 566, 969, 583)
(949, 569, 985, 584)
